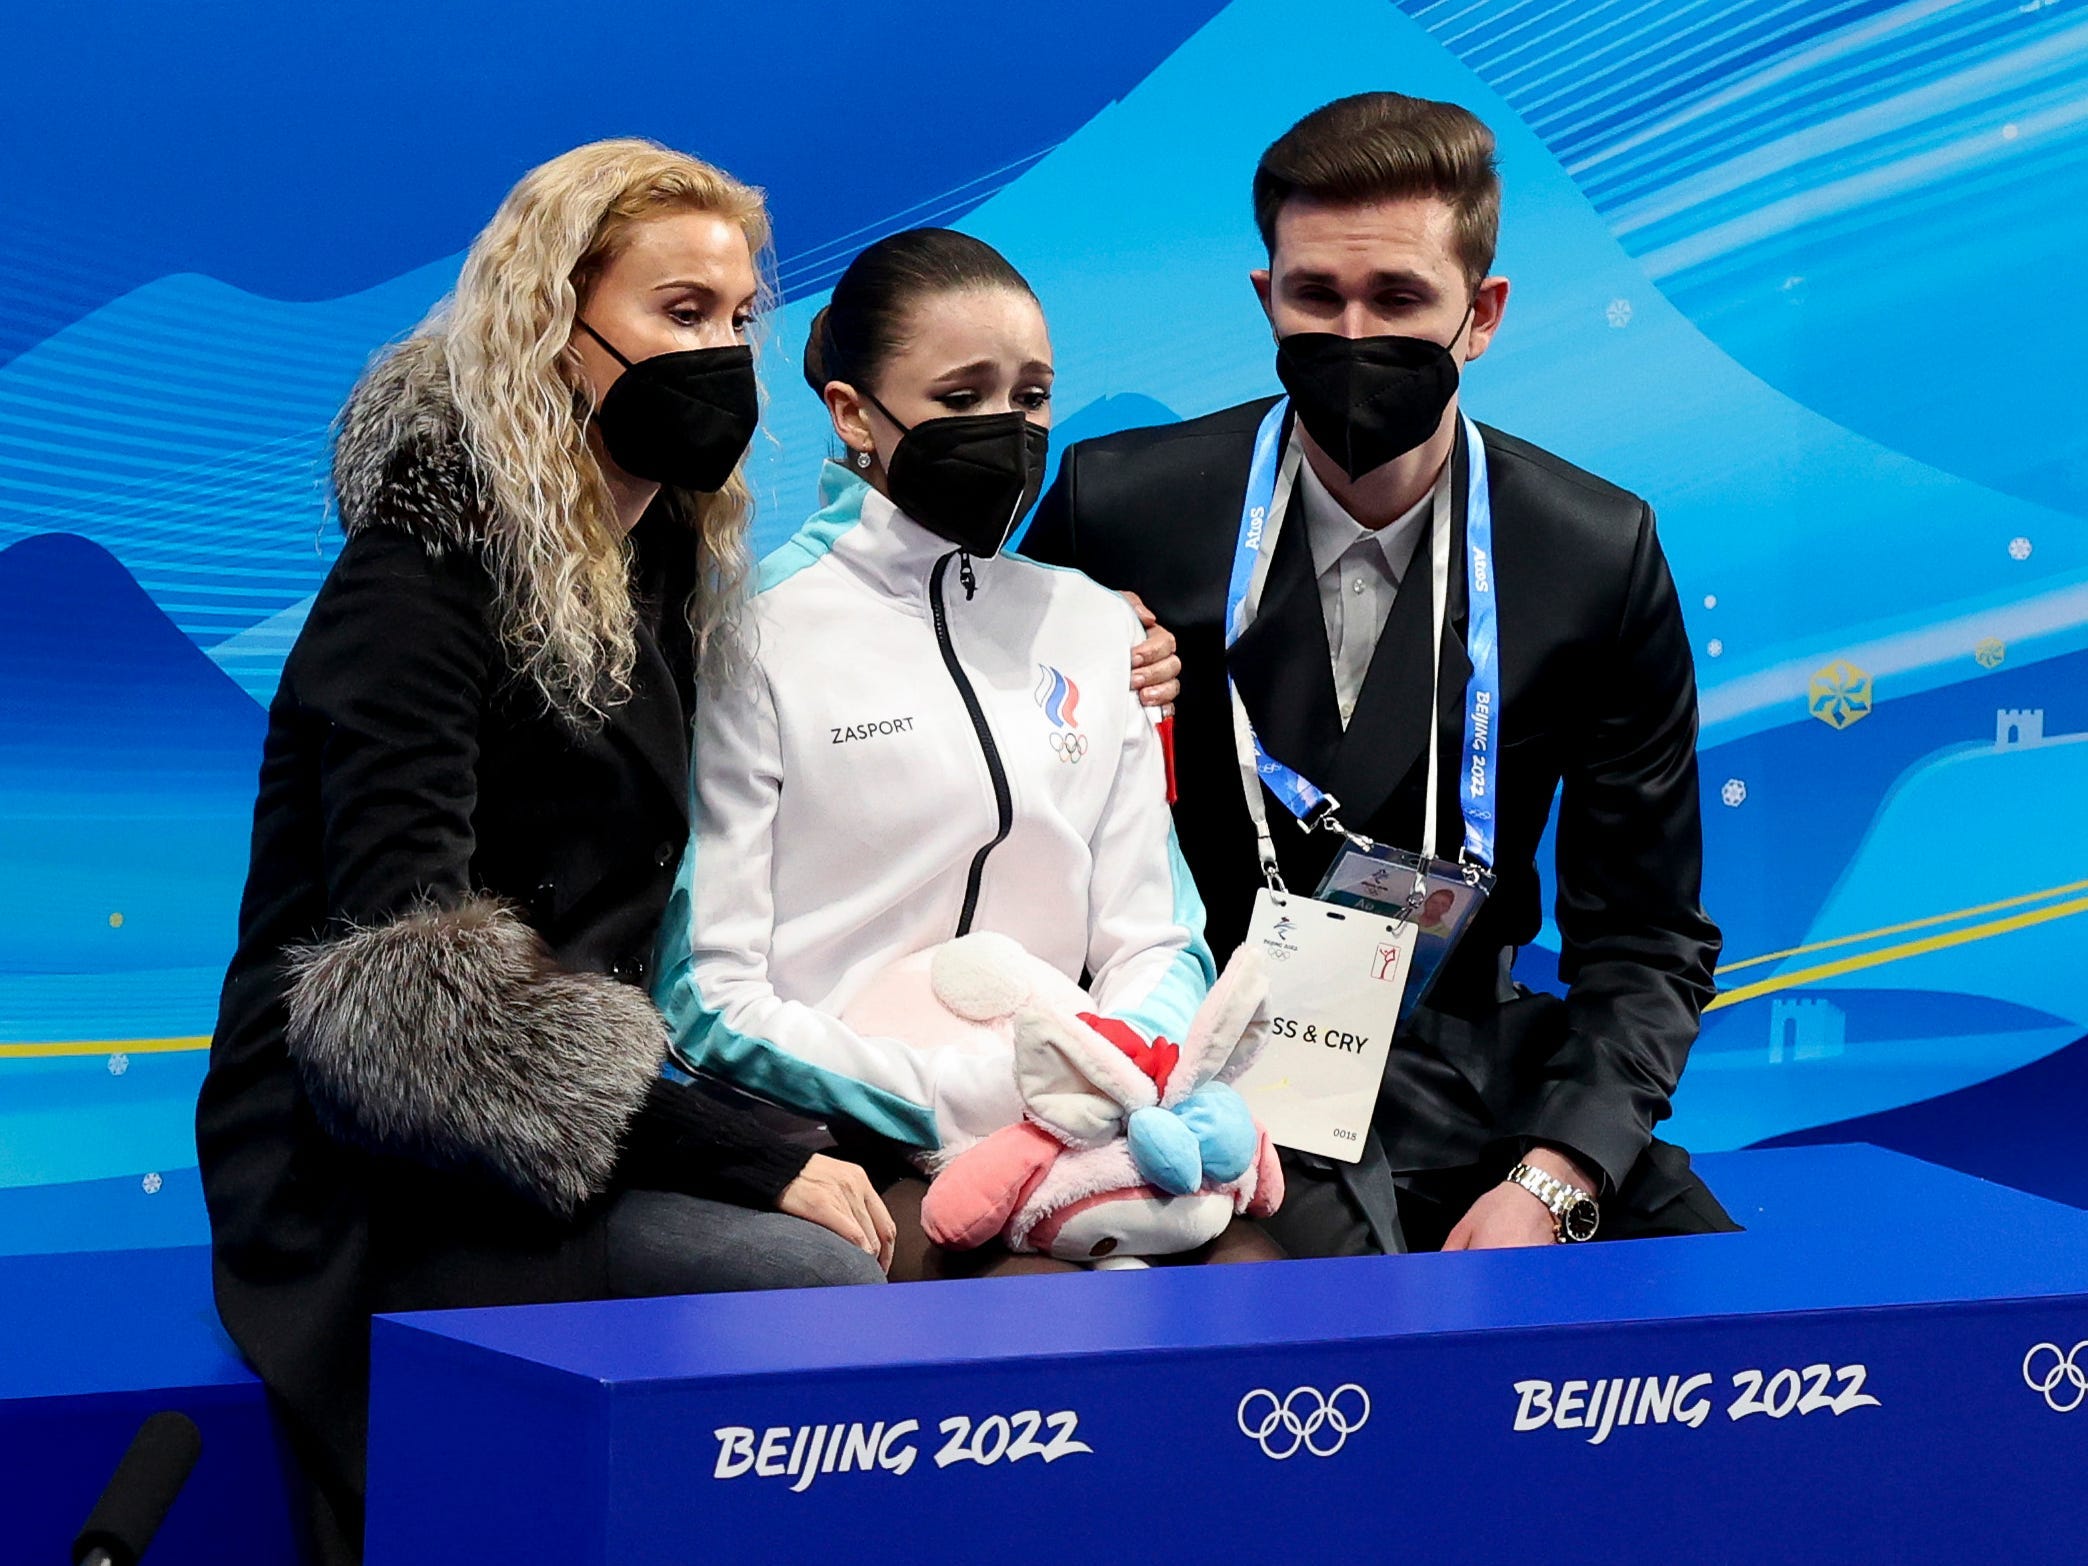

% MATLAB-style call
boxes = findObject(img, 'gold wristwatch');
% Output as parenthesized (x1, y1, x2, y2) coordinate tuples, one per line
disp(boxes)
(1506, 1162, 1600, 1243)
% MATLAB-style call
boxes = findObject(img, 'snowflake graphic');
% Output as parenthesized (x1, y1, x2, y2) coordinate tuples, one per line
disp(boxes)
(107, 1053, 129, 1077)
(141, 1172, 163, 1195)
(2009, 536, 2033, 561)
(1721, 779, 1748, 808)
(1975, 638, 2006, 670)
(1605, 298, 1633, 328)
(1808, 659, 1874, 730)
(1703, 594, 1719, 610)
(1707, 638, 1724, 658)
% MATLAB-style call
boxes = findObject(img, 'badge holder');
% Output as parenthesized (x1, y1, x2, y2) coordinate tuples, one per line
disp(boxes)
(1229, 759, 1414, 1165)
(1228, 695, 1488, 1162)
(1314, 842, 1494, 1026)
(1223, 422, 1497, 1164)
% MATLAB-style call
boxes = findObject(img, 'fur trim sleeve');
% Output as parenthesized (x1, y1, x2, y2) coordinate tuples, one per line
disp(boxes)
(331, 335, 489, 551)
(282, 898, 664, 1215)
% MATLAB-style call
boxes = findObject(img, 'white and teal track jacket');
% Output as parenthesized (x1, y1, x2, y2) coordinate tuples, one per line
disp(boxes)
(652, 461, 1214, 1158)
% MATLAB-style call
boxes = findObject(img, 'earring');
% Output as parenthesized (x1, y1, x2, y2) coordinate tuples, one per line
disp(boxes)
(856, 450, 872, 470)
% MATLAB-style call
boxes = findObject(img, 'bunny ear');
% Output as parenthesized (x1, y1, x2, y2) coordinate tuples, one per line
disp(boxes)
(1014, 1008, 1157, 1148)
(1163, 946, 1271, 1107)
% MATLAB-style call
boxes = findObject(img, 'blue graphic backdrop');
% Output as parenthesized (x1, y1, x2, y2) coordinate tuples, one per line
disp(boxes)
(4, 0, 2084, 1252)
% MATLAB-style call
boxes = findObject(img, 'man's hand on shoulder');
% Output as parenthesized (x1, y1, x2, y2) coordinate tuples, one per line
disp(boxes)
(1441, 1145, 1599, 1251)
(1123, 591, 1181, 709)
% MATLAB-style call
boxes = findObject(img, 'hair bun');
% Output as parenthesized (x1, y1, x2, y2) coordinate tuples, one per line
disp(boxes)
(802, 305, 834, 393)
(804, 230, 1033, 405)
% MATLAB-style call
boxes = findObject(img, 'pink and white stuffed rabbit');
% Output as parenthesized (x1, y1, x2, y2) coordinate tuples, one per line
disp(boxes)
(839, 933, 1283, 1262)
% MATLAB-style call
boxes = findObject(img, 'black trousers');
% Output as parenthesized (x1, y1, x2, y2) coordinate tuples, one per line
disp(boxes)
(1262, 1138, 1740, 1257)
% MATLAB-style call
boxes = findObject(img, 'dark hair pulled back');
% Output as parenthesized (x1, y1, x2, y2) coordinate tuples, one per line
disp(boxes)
(802, 227, 1035, 397)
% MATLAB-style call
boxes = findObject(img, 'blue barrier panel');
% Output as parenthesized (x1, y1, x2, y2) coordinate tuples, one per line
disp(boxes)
(0, 1245, 300, 1565)
(364, 1146, 2088, 1564)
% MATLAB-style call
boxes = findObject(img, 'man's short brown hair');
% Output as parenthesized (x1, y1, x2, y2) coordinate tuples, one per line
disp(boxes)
(1253, 92, 1500, 289)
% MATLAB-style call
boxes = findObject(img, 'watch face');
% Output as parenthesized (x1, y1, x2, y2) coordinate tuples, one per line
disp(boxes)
(1563, 1199, 1600, 1243)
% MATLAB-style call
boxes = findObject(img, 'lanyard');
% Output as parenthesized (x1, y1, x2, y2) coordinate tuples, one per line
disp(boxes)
(1225, 398, 1500, 888)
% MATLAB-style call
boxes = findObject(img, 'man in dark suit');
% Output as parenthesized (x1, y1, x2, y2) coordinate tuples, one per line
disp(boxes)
(1022, 92, 1734, 1254)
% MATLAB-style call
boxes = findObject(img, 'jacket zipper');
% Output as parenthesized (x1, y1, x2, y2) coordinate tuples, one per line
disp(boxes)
(930, 550, 1012, 937)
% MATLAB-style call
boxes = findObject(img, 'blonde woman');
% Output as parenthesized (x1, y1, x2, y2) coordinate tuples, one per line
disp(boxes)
(195, 140, 892, 1565)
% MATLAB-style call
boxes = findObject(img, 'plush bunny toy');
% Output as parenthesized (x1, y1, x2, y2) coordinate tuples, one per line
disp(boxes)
(838, 933, 1283, 1262)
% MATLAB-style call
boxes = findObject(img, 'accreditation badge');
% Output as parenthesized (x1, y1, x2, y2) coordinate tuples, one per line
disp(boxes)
(1229, 889, 1413, 1164)
(1314, 842, 1495, 1026)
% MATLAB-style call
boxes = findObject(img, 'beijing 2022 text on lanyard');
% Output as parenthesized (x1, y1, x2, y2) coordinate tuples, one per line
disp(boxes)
(1226, 400, 1502, 1163)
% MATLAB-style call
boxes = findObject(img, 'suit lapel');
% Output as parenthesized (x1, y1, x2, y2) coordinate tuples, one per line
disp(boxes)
(1225, 485, 1343, 800)
(1325, 425, 1473, 843)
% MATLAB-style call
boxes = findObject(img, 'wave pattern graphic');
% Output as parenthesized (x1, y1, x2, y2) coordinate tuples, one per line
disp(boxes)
(1401, 0, 2076, 245)
(0, 261, 459, 696)
(1398, 0, 2088, 516)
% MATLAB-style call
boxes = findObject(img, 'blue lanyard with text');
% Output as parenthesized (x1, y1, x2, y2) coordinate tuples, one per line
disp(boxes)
(1224, 398, 1501, 874)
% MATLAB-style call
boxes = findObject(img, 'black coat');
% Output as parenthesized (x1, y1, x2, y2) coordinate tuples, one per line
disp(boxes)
(1022, 398, 1721, 1196)
(195, 347, 809, 1530)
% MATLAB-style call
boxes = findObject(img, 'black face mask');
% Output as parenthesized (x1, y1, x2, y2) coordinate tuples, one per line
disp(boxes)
(579, 320, 758, 492)
(861, 389, 1050, 559)
(1273, 305, 1474, 481)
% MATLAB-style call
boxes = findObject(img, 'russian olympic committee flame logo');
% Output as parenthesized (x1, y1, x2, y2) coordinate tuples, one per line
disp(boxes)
(1034, 664, 1088, 762)
(1236, 1385, 1371, 1459)
(2023, 1341, 2088, 1412)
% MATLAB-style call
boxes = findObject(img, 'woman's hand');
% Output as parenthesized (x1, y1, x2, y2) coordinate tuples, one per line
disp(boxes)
(1124, 591, 1181, 710)
(778, 1154, 897, 1273)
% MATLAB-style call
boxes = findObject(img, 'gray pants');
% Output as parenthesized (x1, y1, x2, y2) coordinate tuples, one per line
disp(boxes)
(603, 1187, 887, 1296)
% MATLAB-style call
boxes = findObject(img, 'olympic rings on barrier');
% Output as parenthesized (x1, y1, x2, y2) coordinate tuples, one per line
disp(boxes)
(1049, 731, 1089, 762)
(1235, 1384, 1371, 1459)
(2022, 1341, 2088, 1412)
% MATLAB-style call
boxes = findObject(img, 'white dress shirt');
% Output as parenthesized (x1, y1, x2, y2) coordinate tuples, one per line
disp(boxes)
(1294, 451, 1432, 726)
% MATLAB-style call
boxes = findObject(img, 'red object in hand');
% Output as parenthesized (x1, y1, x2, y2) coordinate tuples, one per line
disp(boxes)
(1157, 713, 1178, 804)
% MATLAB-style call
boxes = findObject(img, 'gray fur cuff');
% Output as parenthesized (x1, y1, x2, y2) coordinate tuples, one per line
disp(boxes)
(283, 898, 663, 1215)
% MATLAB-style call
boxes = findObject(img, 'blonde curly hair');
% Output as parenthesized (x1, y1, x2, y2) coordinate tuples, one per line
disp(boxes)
(393, 138, 771, 719)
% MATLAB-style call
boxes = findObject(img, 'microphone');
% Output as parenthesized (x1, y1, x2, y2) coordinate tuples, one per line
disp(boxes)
(71, 1411, 203, 1566)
